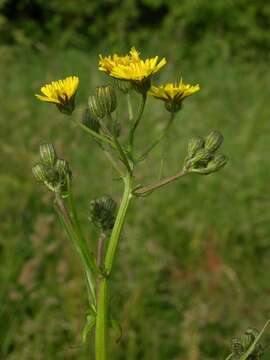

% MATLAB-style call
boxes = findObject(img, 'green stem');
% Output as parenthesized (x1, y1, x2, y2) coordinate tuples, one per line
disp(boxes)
(75, 120, 116, 149)
(107, 114, 132, 174)
(133, 170, 188, 197)
(128, 94, 146, 153)
(239, 319, 270, 360)
(54, 195, 98, 306)
(126, 93, 134, 122)
(105, 174, 133, 274)
(95, 277, 108, 360)
(224, 354, 233, 360)
(137, 112, 175, 162)
(94, 174, 133, 360)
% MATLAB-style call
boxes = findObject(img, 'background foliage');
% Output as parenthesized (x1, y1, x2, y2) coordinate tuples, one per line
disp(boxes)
(1, 0, 270, 60)
(1, 0, 270, 359)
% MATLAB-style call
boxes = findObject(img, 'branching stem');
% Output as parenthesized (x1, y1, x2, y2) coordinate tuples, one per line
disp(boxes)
(133, 170, 189, 196)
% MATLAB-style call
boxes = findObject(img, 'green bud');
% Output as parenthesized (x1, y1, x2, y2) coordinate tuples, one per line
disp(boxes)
(164, 101, 182, 113)
(207, 154, 227, 172)
(32, 163, 47, 182)
(96, 85, 117, 118)
(231, 328, 264, 359)
(113, 79, 132, 93)
(82, 108, 100, 133)
(187, 136, 204, 158)
(39, 143, 56, 167)
(191, 154, 227, 175)
(55, 159, 70, 177)
(88, 95, 104, 119)
(204, 130, 223, 153)
(187, 149, 212, 168)
(89, 196, 117, 231)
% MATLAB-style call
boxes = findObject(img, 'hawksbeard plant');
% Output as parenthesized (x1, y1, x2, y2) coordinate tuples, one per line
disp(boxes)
(33, 47, 267, 359)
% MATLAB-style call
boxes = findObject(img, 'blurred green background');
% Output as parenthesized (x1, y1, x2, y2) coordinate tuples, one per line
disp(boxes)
(1, 1, 270, 359)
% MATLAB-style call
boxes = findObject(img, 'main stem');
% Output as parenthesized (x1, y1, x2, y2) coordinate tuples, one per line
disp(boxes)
(95, 173, 133, 360)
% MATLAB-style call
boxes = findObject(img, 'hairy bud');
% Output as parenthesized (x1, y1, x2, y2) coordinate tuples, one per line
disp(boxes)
(82, 108, 100, 133)
(89, 196, 117, 231)
(187, 136, 204, 158)
(55, 159, 70, 177)
(32, 163, 47, 183)
(204, 130, 223, 153)
(187, 149, 212, 168)
(33, 144, 71, 197)
(190, 154, 227, 175)
(96, 85, 117, 115)
(231, 328, 264, 359)
(39, 143, 56, 167)
(88, 95, 103, 119)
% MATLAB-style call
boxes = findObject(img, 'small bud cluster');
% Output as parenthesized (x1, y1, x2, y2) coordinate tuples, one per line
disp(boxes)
(32, 144, 71, 197)
(88, 85, 117, 119)
(184, 130, 227, 175)
(231, 328, 264, 359)
(89, 196, 117, 231)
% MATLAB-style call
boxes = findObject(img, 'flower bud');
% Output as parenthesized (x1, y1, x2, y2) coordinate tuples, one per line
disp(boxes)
(82, 108, 100, 133)
(187, 149, 212, 168)
(39, 143, 56, 167)
(204, 130, 223, 153)
(231, 328, 263, 359)
(187, 136, 204, 158)
(89, 196, 117, 231)
(191, 154, 227, 174)
(93, 85, 117, 118)
(55, 159, 70, 177)
(32, 163, 47, 182)
(207, 154, 227, 172)
(88, 95, 104, 119)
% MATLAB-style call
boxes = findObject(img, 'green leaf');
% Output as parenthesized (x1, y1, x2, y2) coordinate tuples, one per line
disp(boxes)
(82, 311, 96, 344)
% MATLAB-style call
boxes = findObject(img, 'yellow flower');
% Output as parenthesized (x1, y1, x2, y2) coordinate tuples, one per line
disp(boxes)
(99, 47, 166, 93)
(148, 80, 200, 112)
(35, 76, 79, 115)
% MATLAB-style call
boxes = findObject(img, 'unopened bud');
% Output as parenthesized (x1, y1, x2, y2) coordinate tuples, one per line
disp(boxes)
(89, 85, 117, 119)
(207, 154, 227, 172)
(88, 95, 103, 119)
(231, 328, 263, 359)
(89, 196, 117, 231)
(82, 108, 100, 133)
(39, 143, 56, 167)
(187, 136, 204, 158)
(191, 154, 227, 174)
(55, 159, 70, 176)
(204, 130, 223, 153)
(187, 149, 212, 168)
(32, 163, 47, 182)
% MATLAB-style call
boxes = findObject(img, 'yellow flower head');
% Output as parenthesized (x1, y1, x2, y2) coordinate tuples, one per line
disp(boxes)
(148, 80, 200, 112)
(99, 47, 166, 91)
(35, 76, 79, 115)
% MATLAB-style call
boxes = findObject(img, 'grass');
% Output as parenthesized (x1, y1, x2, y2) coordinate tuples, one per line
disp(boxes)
(1, 45, 270, 359)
